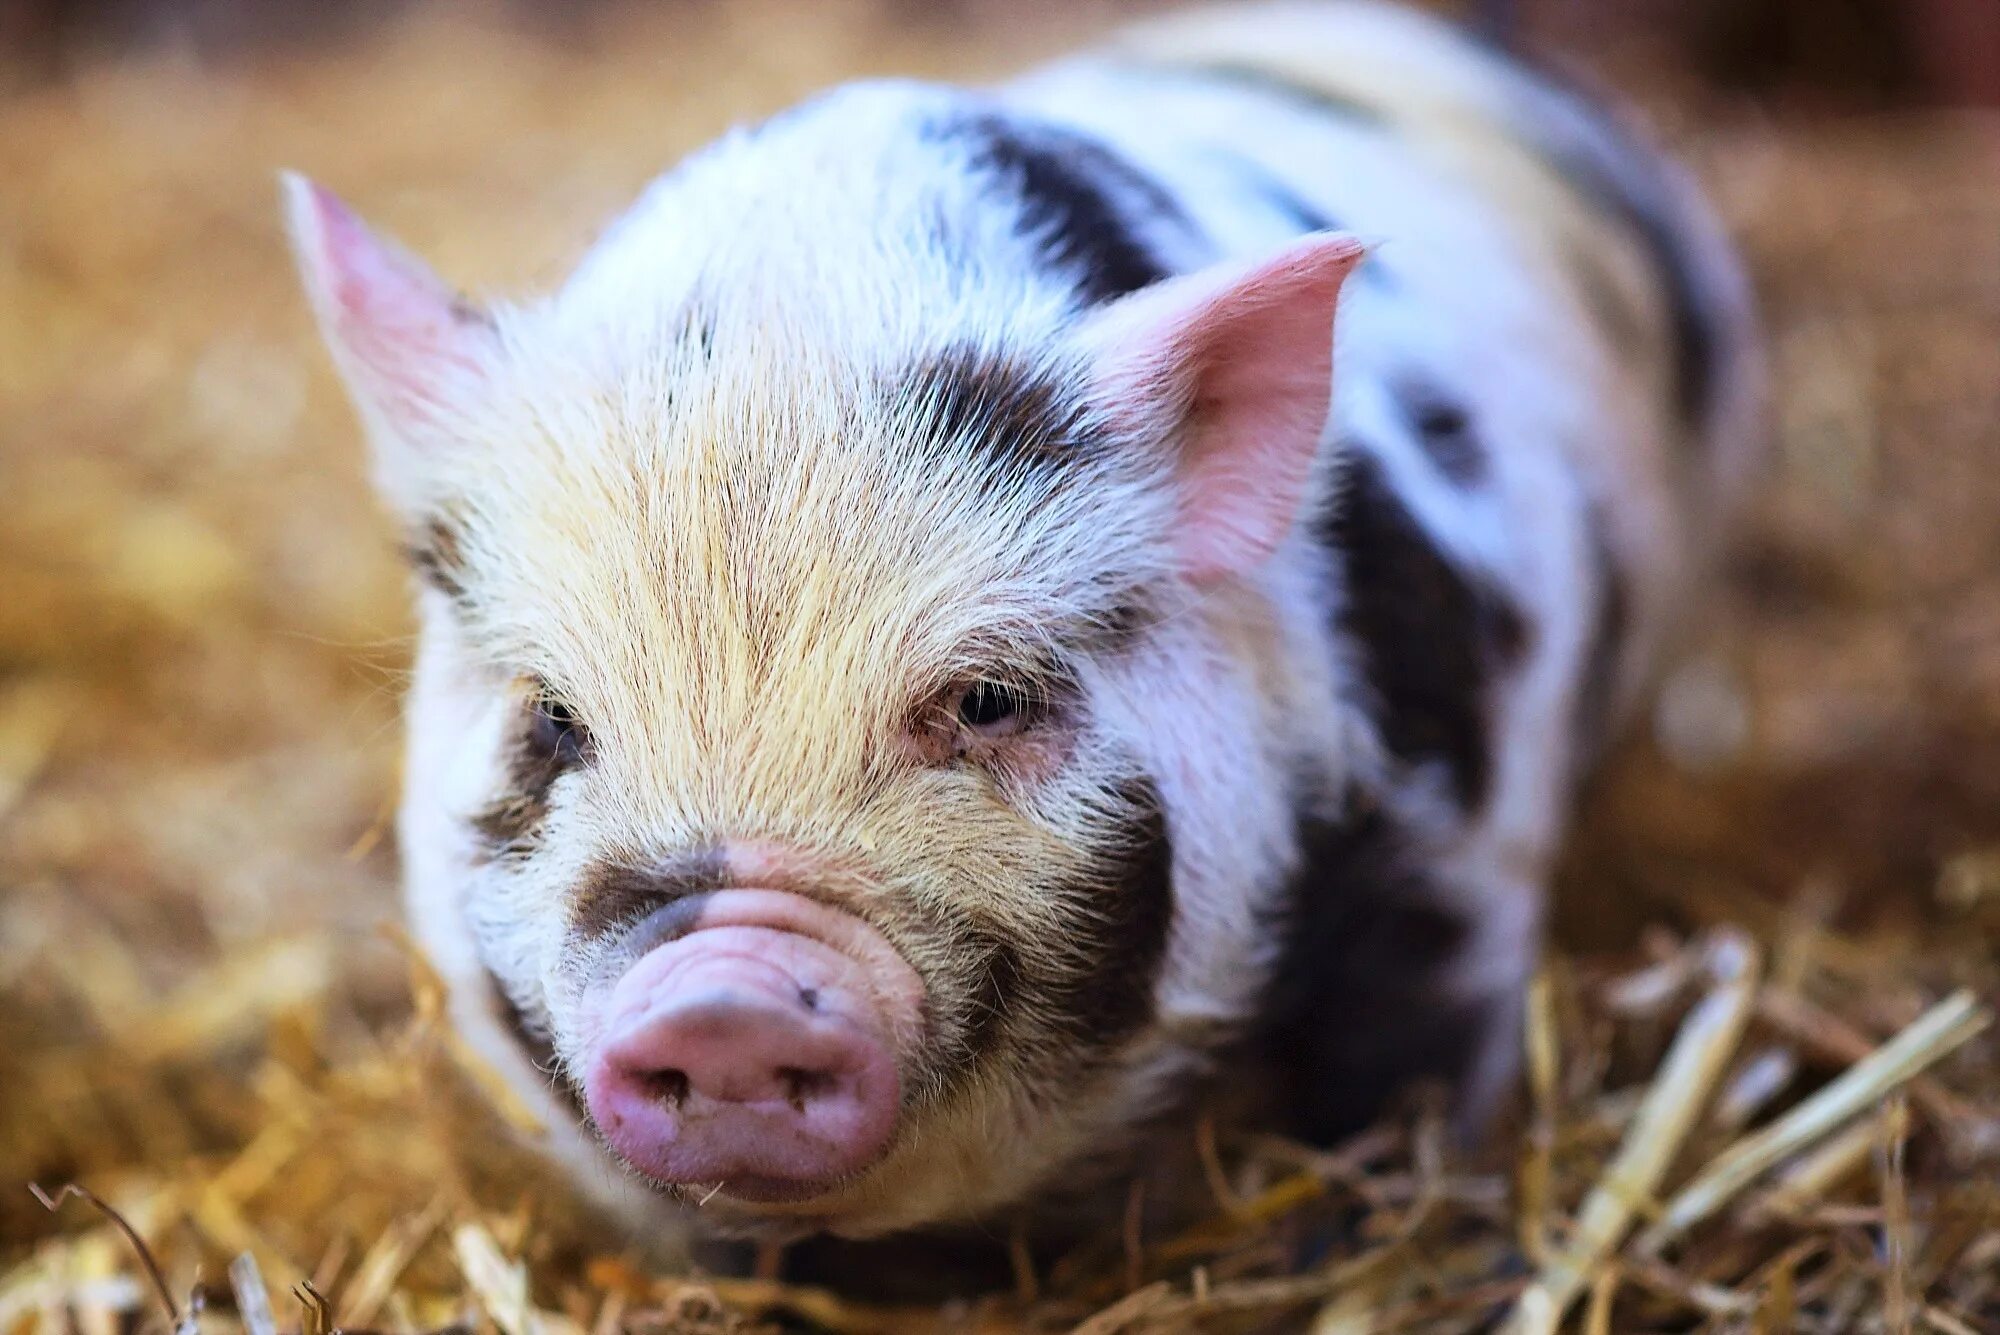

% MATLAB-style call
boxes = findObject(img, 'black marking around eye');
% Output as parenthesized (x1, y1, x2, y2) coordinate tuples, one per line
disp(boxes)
(530, 696, 589, 771)
(932, 110, 1187, 307)
(1325, 451, 1529, 810)
(1256, 803, 1486, 1145)
(470, 691, 591, 859)
(470, 736, 566, 859)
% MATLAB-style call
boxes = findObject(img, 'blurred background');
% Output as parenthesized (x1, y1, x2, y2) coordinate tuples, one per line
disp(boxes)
(1, 0, 1998, 1326)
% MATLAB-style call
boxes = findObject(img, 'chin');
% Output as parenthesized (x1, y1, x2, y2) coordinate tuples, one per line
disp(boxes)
(666, 1179, 916, 1243)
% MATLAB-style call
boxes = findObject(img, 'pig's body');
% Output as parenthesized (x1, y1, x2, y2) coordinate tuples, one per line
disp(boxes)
(291, 1, 1759, 1248)
(1004, 1, 1762, 1140)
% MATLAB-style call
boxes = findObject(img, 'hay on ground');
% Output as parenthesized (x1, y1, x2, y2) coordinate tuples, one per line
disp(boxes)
(3, 2, 1999, 1331)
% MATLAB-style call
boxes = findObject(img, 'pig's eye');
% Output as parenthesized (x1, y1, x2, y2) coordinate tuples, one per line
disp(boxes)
(914, 675, 1065, 768)
(530, 695, 589, 767)
(955, 681, 1035, 739)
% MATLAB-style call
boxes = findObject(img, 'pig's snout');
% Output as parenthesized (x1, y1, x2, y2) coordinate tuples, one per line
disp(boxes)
(582, 894, 919, 1200)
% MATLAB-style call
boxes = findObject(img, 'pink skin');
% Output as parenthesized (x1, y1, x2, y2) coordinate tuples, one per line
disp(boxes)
(581, 889, 923, 1203)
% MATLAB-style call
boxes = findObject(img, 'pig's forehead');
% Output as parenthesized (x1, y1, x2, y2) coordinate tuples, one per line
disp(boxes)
(451, 318, 1165, 690)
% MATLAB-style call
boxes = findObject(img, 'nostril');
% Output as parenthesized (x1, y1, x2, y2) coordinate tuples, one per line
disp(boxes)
(777, 1066, 836, 1112)
(638, 1067, 690, 1107)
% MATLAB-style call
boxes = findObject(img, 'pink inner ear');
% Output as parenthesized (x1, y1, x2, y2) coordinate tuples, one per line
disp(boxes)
(283, 173, 487, 425)
(1090, 234, 1365, 583)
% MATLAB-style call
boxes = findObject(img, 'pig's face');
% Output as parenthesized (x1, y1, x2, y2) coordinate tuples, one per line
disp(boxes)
(421, 330, 1189, 1233)
(286, 113, 1361, 1235)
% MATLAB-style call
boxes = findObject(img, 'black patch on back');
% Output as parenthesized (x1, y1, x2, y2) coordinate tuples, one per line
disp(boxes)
(889, 343, 1103, 476)
(934, 111, 1184, 306)
(565, 853, 730, 947)
(1325, 452, 1528, 810)
(1508, 64, 1724, 428)
(1394, 374, 1486, 485)
(1256, 804, 1485, 1145)
(1572, 504, 1631, 764)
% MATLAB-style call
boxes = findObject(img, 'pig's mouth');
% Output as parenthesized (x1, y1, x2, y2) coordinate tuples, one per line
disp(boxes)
(578, 889, 925, 1205)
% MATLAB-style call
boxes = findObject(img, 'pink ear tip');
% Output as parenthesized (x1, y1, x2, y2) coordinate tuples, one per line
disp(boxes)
(281, 172, 363, 251)
(1233, 232, 1367, 309)
(1294, 231, 1369, 273)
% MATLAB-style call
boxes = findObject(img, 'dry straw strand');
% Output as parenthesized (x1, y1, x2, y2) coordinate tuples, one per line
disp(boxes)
(1506, 931, 1761, 1333)
(1635, 990, 1991, 1256)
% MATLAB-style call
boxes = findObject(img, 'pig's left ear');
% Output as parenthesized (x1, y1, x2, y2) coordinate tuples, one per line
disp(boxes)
(282, 173, 495, 507)
(1079, 233, 1366, 585)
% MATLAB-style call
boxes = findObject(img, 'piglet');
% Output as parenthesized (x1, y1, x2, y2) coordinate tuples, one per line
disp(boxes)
(287, 0, 1759, 1245)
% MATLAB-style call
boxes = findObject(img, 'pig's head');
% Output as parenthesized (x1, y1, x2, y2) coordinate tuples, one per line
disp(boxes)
(285, 90, 1365, 1239)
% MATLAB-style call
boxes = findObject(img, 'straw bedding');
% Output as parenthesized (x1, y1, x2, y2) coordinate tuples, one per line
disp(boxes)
(2, 2, 1998, 1330)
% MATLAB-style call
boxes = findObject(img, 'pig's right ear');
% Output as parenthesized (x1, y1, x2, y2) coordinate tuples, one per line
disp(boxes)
(282, 172, 494, 509)
(1078, 233, 1365, 586)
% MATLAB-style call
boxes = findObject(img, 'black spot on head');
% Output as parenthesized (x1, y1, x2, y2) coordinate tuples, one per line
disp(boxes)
(1325, 451, 1529, 810)
(1256, 804, 1485, 1145)
(1395, 375, 1486, 485)
(890, 342, 1103, 477)
(564, 852, 729, 947)
(931, 111, 1184, 306)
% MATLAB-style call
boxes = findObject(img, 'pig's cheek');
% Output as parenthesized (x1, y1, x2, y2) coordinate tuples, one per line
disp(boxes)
(981, 726, 1078, 793)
